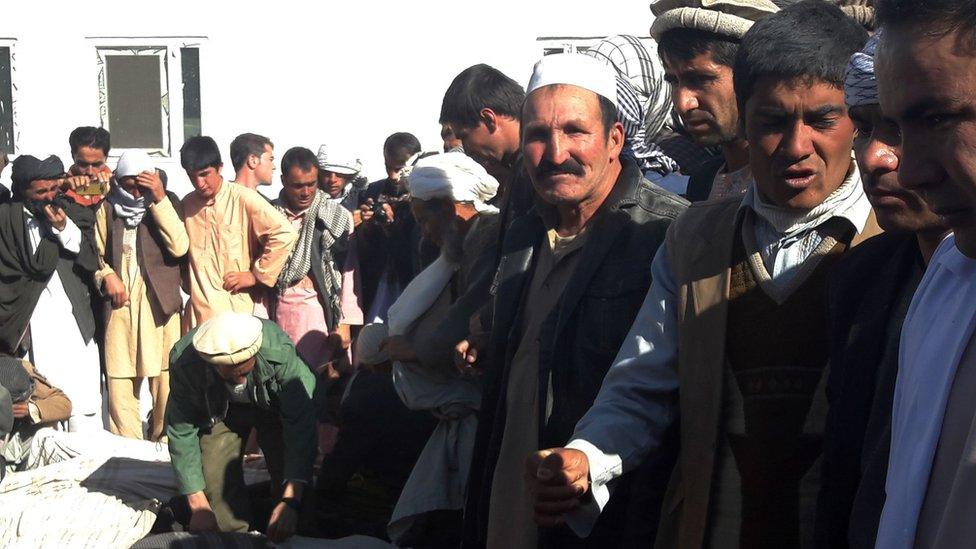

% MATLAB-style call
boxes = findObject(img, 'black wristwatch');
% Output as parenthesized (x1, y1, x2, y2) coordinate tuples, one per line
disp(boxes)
(281, 497, 301, 511)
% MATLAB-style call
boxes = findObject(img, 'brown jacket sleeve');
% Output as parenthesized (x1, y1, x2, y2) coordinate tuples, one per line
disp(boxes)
(22, 359, 72, 423)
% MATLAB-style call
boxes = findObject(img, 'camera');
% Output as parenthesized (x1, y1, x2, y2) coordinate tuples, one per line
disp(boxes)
(372, 200, 389, 223)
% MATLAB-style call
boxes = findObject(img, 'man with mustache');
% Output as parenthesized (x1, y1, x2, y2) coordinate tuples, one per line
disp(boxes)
(0, 155, 101, 432)
(463, 53, 687, 549)
(652, 0, 779, 202)
(525, 4, 873, 547)
(815, 32, 948, 549)
(871, 0, 976, 546)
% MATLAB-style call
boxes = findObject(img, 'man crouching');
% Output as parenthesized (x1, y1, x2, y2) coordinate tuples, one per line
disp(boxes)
(165, 311, 316, 542)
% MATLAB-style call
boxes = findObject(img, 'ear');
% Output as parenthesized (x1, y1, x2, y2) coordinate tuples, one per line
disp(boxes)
(480, 108, 498, 133)
(246, 154, 259, 170)
(608, 121, 626, 159)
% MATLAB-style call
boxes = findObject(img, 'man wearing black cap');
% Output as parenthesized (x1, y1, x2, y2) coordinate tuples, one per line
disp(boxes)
(0, 155, 101, 432)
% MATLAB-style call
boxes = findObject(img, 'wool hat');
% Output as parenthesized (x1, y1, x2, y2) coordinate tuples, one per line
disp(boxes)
(650, 0, 780, 41)
(316, 144, 362, 176)
(527, 53, 619, 108)
(114, 150, 155, 179)
(192, 312, 264, 366)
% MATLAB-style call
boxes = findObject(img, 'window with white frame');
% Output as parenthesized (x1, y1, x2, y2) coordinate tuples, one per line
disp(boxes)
(91, 37, 205, 157)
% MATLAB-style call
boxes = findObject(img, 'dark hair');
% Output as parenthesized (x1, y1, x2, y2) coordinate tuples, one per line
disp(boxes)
(383, 132, 422, 162)
(439, 64, 526, 128)
(68, 126, 110, 156)
(877, 0, 976, 39)
(229, 133, 273, 172)
(658, 28, 740, 68)
(733, 0, 868, 112)
(180, 136, 222, 172)
(280, 146, 318, 176)
(599, 95, 618, 136)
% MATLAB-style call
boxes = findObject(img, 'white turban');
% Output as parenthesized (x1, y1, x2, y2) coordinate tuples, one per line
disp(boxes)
(406, 152, 499, 212)
(114, 150, 155, 178)
(356, 323, 390, 367)
(845, 32, 881, 108)
(316, 144, 362, 176)
(526, 53, 619, 108)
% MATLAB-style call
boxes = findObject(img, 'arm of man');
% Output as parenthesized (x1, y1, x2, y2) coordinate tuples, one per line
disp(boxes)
(527, 243, 682, 537)
(22, 360, 71, 423)
(415, 239, 497, 374)
(267, 336, 317, 541)
(92, 205, 124, 301)
(149, 192, 190, 258)
(243, 190, 298, 288)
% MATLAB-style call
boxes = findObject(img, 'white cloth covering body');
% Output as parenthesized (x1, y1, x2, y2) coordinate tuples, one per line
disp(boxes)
(24, 210, 103, 432)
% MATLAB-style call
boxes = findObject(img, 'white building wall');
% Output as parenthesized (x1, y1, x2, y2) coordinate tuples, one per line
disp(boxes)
(3, 0, 654, 198)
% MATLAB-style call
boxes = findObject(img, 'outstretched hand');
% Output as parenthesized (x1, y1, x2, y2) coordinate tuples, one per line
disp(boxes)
(525, 448, 591, 527)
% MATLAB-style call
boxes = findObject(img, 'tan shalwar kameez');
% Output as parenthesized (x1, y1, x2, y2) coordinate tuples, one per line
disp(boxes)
(95, 197, 188, 440)
(181, 180, 297, 328)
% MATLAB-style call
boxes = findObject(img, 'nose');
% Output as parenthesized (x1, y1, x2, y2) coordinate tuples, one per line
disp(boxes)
(779, 119, 815, 162)
(674, 85, 699, 114)
(542, 131, 571, 167)
(859, 136, 899, 182)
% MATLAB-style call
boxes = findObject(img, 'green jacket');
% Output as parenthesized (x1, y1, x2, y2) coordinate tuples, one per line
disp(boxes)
(165, 319, 316, 495)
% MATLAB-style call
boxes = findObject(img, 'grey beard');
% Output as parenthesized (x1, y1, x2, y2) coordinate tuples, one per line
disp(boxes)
(441, 222, 465, 264)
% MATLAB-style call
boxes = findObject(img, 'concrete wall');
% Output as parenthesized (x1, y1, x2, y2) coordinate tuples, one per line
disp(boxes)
(3, 0, 654, 198)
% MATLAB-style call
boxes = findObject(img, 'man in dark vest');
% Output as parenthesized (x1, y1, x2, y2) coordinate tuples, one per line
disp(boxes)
(528, 4, 874, 547)
(463, 52, 688, 549)
(94, 150, 187, 441)
(0, 154, 100, 432)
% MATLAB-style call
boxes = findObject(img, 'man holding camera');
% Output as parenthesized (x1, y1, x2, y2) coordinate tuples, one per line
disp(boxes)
(63, 127, 113, 208)
(0, 155, 102, 432)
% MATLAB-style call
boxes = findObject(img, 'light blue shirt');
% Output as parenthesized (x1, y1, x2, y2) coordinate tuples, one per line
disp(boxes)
(876, 234, 976, 548)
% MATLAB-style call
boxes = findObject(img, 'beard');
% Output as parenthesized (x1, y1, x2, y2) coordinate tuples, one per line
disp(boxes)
(440, 221, 466, 264)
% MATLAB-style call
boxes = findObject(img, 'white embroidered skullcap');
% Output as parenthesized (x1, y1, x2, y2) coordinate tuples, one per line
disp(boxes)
(650, 0, 780, 41)
(193, 312, 263, 366)
(845, 32, 881, 108)
(406, 152, 499, 212)
(526, 53, 619, 108)
(316, 144, 362, 176)
(114, 150, 155, 179)
(356, 323, 390, 367)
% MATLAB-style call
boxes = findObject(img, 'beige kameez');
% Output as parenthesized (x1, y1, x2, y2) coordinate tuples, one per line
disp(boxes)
(95, 197, 188, 440)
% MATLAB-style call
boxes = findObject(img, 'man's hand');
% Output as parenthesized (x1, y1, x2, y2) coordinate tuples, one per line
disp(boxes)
(222, 271, 257, 292)
(381, 335, 417, 362)
(454, 333, 487, 377)
(11, 402, 28, 419)
(102, 272, 129, 309)
(135, 170, 166, 203)
(525, 448, 591, 527)
(62, 175, 92, 192)
(186, 491, 219, 533)
(43, 204, 67, 231)
(266, 500, 298, 542)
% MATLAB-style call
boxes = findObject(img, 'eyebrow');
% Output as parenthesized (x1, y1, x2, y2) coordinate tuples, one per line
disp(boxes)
(754, 104, 846, 117)
(900, 97, 958, 122)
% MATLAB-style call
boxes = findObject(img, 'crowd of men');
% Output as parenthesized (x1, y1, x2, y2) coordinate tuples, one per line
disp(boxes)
(1, 0, 974, 547)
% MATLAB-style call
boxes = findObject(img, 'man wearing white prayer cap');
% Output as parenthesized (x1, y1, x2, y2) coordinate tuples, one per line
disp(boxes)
(461, 52, 688, 549)
(316, 143, 366, 212)
(651, 0, 780, 202)
(165, 311, 316, 542)
(95, 149, 188, 441)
